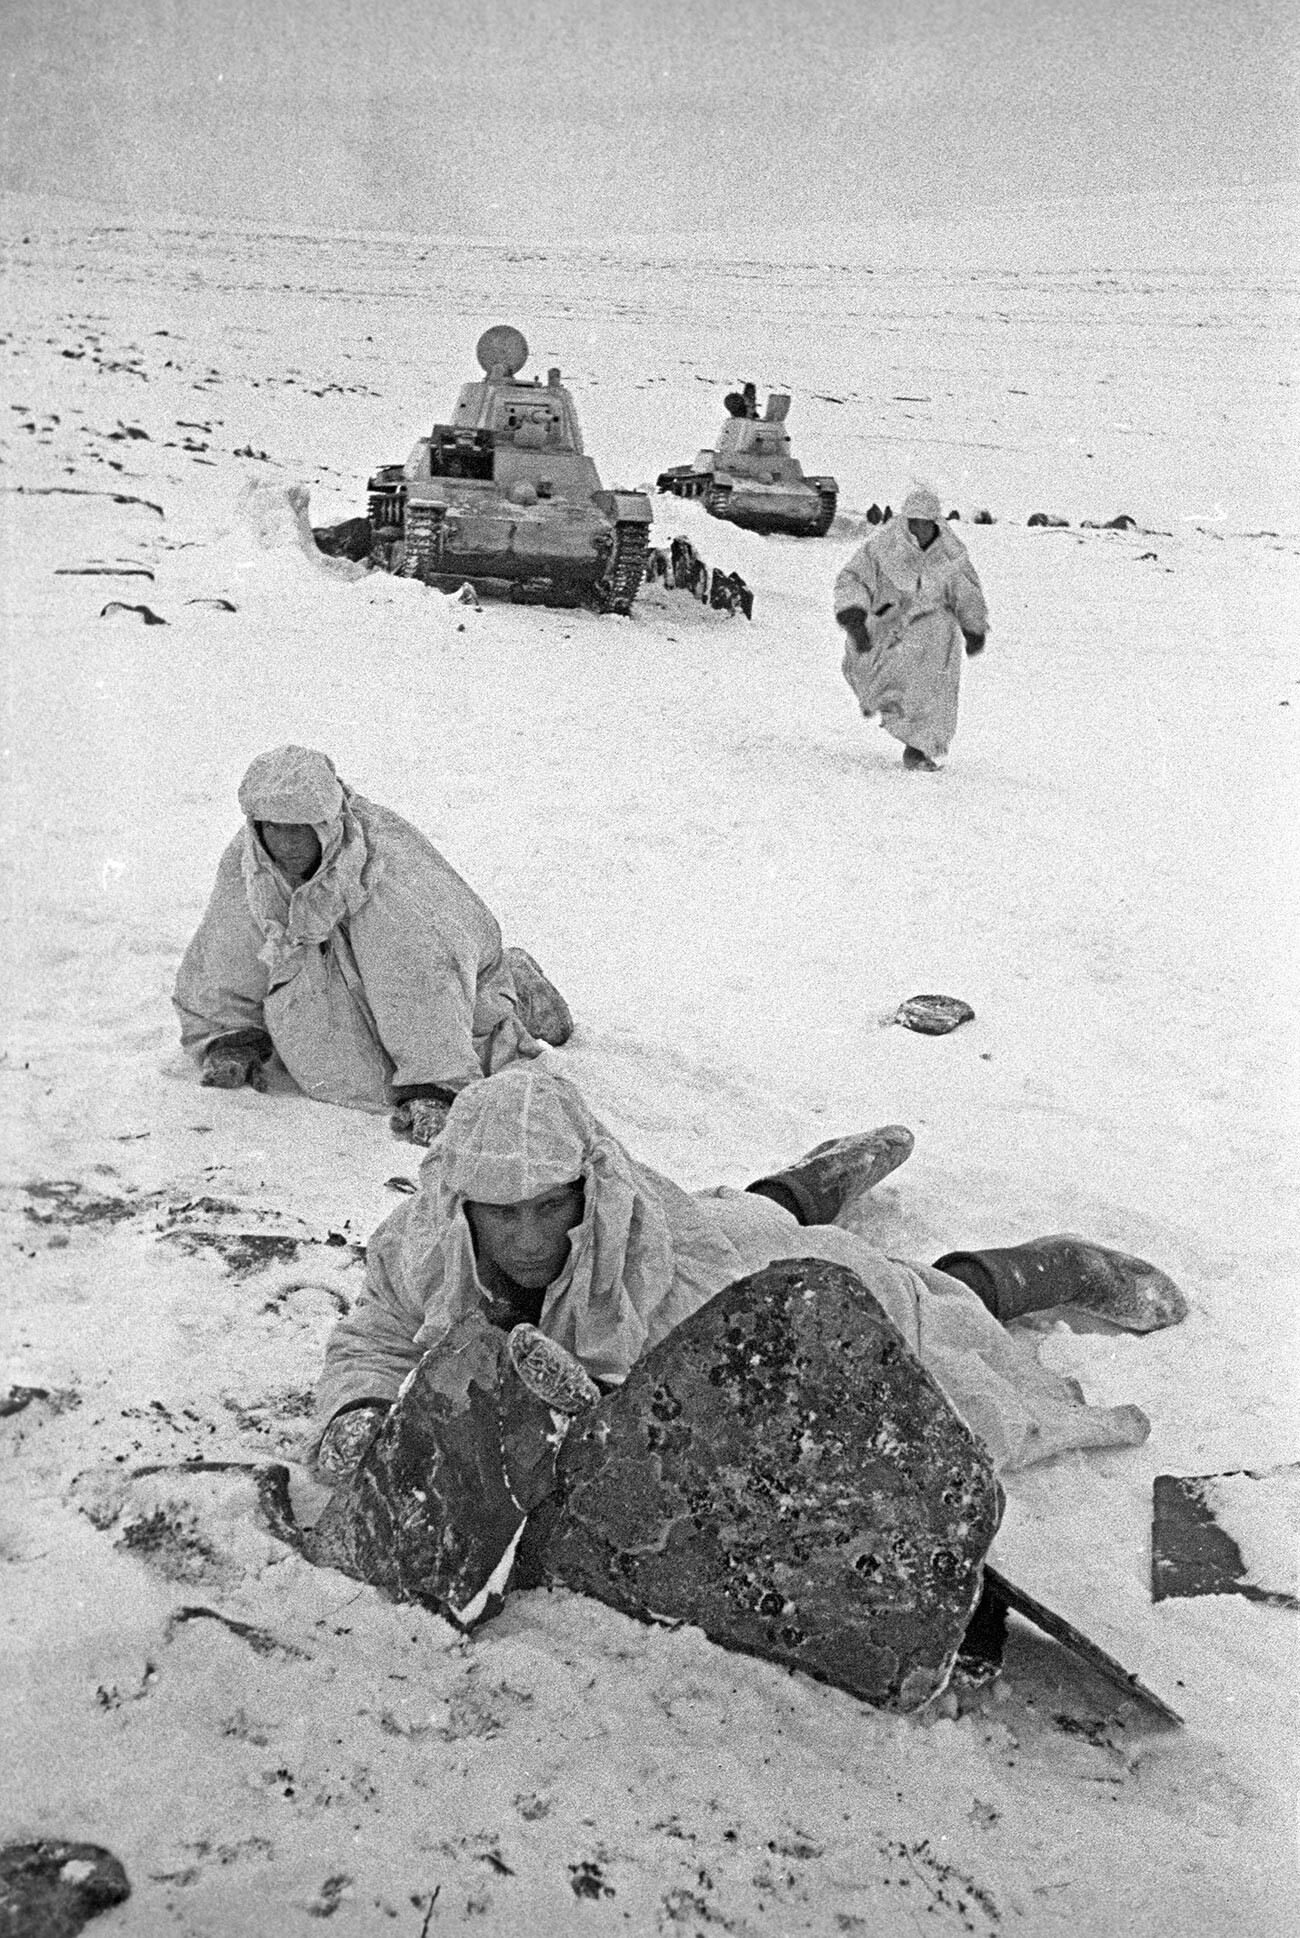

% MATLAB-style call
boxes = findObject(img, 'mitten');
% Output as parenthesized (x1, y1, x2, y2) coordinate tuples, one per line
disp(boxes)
(389, 1096, 451, 1145)
(201, 1031, 272, 1090)
(316, 1402, 389, 1478)
(837, 605, 871, 653)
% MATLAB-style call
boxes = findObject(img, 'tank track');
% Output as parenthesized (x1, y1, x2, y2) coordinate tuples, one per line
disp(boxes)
(594, 519, 650, 615)
(400, 503, 443, 580)
(812, 485, 838, 536)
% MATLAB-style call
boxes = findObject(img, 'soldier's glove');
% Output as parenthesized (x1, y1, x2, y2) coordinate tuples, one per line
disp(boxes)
(201, 1030, 272, 1091)
(963, 631, 986, 656)
(389, 1096, 451, 1146)
(838, 606, 872, 654)
(316, 1402, 389, 1479)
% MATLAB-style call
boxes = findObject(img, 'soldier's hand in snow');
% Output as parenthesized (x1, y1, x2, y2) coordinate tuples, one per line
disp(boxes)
(201, 1045, 269, 1090)
(389, 1096, 450, 1146)
(316, 1402, 388, 1479)
(963, 631, 985, 656)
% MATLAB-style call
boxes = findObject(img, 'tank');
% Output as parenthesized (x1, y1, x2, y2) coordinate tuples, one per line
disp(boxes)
(366, 325, 652, 612)
(656, 391, 837, 537)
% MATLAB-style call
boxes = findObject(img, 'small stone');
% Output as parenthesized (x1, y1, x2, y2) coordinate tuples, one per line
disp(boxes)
(894, 994, 976, 1035)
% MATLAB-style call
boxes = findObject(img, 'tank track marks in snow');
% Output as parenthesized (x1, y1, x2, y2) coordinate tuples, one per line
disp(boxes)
(594, 519, 650, 615)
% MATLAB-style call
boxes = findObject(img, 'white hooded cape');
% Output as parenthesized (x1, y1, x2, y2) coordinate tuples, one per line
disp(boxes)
(174, 745, 539, 1111)
(834, 516, 989, 761)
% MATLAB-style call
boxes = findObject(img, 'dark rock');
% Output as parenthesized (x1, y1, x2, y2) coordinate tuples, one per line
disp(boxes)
(1152, 1468, 1299, 1611)
(669, 535, 702, 590)
(663, 536, 710, 603)
(708, 567, 754, 618)
(97, 602, 166, 624)
(311, 515, 374, 562)
(865, 502, 883, 525)
(544, 1258, 1002, 1711)
(972, 508, 995, 525)
(1, 1384, 50, 1418)
(893, 994, 976, 1035)
(1027, 512, 1069, 528)
(0, 1840, 130, 1936)
(303, 1316, 567, 1629)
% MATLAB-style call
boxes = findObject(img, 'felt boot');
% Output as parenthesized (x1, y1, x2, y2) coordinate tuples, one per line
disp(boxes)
(504, 946, 574, 1047)
(902, 746, 939, 771)
(748, 1125, 914, 1227)
(933, 1235, 1187, 1333)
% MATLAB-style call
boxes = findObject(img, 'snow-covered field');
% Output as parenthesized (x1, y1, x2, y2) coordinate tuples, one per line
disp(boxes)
(2, 206, 1298, 1935)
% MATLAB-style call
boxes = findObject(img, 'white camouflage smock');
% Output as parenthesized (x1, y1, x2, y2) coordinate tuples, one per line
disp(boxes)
(315, 1065, 1148, 1477)
(834, 515, 989, 762)
(174, 746, 540, 1112)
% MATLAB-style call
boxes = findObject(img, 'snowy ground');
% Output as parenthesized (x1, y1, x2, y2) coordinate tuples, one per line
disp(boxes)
(2, 207, 1298, 1935)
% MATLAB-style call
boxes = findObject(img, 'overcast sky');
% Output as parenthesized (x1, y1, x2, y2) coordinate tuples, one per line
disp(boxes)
(4, 0, 1297, 240)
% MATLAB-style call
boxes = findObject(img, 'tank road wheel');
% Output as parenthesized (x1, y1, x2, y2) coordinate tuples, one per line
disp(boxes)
(594, 520, 650, 616)
(401, 504, 442, 582)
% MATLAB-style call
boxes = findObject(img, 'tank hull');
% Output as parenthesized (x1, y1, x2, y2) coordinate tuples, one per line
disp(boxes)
(368, 474, 651, 614)
(658, 468, 837, 537)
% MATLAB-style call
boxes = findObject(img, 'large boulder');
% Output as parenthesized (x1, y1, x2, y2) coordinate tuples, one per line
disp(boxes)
(543, 1258, 1003, 1712)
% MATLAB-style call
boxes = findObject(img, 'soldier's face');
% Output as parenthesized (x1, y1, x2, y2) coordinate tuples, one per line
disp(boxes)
(907, 518, 939, 549)
(258, 820, 322, 881)
(465, 1179, 585, 1291)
